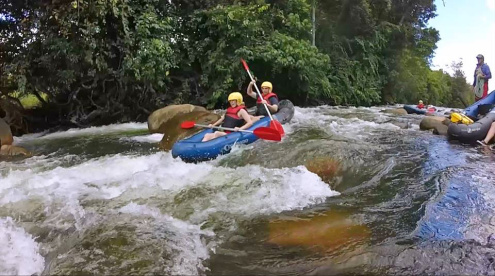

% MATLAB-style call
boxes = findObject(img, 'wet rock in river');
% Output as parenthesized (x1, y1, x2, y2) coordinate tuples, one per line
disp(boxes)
(268, 209, 370, 253)
(0, 117, 13, 146)
(420, 116, 450, 136)
(381, 108, 408, 115)
(305, 157, 341, 184)
(148, 104, 220, 150)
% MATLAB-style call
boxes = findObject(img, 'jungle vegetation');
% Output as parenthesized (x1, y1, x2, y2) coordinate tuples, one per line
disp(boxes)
(0, 0, 474, 133)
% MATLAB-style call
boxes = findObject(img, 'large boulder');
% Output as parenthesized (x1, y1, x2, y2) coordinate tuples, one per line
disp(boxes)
(419, 116, 450, 136)
(0, 117, 13, 146)
(148, 104, 208, 133)
(147, 105, 221, 150)
(432, 124, 448, 136)
(0, 117, 32, 159)
(419, 116, 449, 130)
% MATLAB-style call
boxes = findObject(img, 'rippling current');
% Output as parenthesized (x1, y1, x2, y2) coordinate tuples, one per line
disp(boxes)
(1, 105, 495, 275)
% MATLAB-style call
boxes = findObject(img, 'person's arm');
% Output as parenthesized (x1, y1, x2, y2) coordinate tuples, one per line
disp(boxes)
(236, 109, 253, 131)
(482, 64, 492, 80)
(269, 97, 279, 113)
(261, 97, 278, 113)
(247, 80, 257, 99)
(209, 115, 225, 128)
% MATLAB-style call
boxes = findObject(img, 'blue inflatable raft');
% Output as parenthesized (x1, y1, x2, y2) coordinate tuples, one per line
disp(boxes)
(403, 105, 427, 115)
(172, 100, 294, 162)
(463, 90, 495, 118)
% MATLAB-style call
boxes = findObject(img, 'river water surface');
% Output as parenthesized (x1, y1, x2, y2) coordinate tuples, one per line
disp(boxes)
(1, 106, 495, 275)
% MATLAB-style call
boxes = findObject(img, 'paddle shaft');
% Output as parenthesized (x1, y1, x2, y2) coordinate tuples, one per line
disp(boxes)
(245, 68, 275, 121)
(194, 123, 254, 133)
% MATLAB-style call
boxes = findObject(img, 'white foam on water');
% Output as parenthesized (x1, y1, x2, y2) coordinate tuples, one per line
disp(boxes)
(291, 106, 400, 140)
(0, 217, 45, 275)
(0, 152, 215, 205)
(119, 133, 164, 143)
(1, 121, 342, 274)
(16, 122, 148, 143)
(119, 203, 213, 275)
(187, 165, 340, 223)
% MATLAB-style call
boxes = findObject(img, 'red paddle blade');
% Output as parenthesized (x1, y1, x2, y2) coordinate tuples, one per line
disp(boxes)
(180, 121, 196, 129)
(253, 127, 282, 141)
(240, 58, 250, 71)
(270, 120, 285, 136)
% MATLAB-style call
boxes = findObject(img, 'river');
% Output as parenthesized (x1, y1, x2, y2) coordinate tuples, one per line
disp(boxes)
(1, 105, 495, 275)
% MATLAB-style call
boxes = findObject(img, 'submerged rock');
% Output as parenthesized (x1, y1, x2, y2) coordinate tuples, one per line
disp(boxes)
(381, 108, 408, 115)
(0, 145, 32, 157)
(268, 209, 370, 253)
(305, 157, 341, 184)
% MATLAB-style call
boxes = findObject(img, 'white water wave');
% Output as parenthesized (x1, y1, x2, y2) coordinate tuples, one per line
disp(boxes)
(119, 133, 164, 143)
(119, 203, 214, 275)
(16, 122, 148, 143)
(0, 217, 45, 275)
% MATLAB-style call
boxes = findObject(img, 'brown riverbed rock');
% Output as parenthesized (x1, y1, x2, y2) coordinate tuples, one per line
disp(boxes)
(147, 105, 221, 150)
(148, 104, 209, 134)
(432, 124, 449, 136)
(268, 209, 370, 253)
(419, 116, 449, 130)
(0, 145, 32, 157)
(0, 117, 14, 146)
(159, 110, 221, 150)
(381, 108, 408, 115)
(419, 115, 451, 136)
(305, 157, 341, 184)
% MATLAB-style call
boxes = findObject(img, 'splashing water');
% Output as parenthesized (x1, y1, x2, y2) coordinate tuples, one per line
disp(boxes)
(1, 106, 495, 275)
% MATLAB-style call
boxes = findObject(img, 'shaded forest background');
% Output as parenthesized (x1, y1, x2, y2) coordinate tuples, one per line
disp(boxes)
(0, 0, 474, 134)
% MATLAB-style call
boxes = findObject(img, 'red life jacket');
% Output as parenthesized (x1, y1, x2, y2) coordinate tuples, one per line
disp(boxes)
(256, 92, 278, 103)
(222, 105, 247, 131)
(225, 105, 246, 119)
(417, 104, 425, 109)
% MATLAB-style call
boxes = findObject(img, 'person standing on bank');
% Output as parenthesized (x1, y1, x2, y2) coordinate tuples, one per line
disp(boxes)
(473, 54, 492, 101)
(247, 80, 279, 119)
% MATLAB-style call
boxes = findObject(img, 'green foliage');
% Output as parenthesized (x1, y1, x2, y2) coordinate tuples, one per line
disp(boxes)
(0, 0, 475, 131)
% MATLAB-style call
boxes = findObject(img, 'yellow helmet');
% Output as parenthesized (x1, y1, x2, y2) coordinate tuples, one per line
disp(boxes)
(419, 100, 423, 103)
(228, 92, 244, 106)
(261, 81, 273, 91)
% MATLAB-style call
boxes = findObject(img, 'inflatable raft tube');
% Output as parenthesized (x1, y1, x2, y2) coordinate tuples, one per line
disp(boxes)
(447, 112, 495, 144)
(403, 105, 426, 115)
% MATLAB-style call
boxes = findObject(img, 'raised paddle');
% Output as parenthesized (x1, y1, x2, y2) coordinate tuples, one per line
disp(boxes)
(180, 121, 282, 141)
(240, 58, 285, 136)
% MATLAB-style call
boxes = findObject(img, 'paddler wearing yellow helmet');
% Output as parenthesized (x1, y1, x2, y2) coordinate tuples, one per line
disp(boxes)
(247, 80, 279, 117)
(202, 92, 253, 142)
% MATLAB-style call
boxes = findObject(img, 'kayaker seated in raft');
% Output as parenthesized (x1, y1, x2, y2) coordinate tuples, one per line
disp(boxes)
(202, 92, 253, 142)
(417, 100, 425, 109)
(247, 80, 279, 120)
